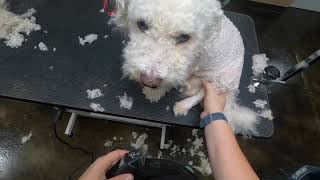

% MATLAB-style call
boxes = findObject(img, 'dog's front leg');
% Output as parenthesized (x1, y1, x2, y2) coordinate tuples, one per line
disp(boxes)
(173, 89, 204, 116)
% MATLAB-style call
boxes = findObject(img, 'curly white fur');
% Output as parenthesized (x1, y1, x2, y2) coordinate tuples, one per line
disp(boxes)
(0, 0, 41, 48)
(110, 0, 259, 136)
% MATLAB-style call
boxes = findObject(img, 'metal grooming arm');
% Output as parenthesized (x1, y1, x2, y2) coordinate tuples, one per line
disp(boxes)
(252, 49, 320, 88)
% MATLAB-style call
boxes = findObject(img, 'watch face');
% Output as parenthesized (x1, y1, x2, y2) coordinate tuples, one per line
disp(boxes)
(128, 151, 141, 159)
(126, 150, 145, 169)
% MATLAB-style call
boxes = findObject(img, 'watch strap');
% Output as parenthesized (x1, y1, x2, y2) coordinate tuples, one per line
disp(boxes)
(200, 112, 227, 128)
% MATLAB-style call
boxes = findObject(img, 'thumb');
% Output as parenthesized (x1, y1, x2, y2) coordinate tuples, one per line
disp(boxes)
(202, 80, 213, 96)
(109, 173, 134, 180)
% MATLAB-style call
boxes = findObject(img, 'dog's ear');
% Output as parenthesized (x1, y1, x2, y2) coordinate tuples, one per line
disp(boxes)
(108, 0, 129, 29)
(0, 0, 7, 9)
(200, 0, 224, 36)
(207, 0, 223, 16)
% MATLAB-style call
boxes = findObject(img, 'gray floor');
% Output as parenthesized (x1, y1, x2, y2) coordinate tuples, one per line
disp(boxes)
(1, 1, 320, 180)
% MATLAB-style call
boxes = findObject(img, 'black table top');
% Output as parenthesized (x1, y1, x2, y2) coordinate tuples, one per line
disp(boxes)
(0, 0, 273, 137)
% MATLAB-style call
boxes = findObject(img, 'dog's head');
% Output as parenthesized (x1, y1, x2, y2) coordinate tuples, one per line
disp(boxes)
(109, 0, 223, 89)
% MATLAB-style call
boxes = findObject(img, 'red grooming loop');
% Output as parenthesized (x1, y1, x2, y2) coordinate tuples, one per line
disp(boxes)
(103, 0, 117, 17)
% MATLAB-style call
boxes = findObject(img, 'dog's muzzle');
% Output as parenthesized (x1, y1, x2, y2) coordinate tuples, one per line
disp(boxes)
(140, 74, 162, 88)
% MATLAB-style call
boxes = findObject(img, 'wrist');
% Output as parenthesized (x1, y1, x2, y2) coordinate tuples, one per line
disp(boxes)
(200, 112, 227, 128)
(205, 119, 228, 129)
(207, 108, 224, 114)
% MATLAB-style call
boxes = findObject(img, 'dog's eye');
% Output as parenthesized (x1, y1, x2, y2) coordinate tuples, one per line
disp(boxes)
(175, 34, 191, 44)
(137, 20, 148, 32)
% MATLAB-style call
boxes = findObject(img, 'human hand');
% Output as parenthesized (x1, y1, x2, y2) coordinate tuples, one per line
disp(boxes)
(79, 150, 134, 180)
(200, 80, 226, 119)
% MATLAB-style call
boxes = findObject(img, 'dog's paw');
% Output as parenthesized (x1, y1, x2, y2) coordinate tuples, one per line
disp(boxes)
(142, 87, 166, 103)
(173, 101, 190, 116)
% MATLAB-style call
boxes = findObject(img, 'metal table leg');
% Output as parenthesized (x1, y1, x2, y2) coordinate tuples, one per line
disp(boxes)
(64, 112, 77, 136)
(64, 109, 171, 148)
(160, 125, 167, 150)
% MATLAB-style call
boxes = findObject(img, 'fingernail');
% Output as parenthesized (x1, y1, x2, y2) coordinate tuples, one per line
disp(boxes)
(125, 174, 134, 180)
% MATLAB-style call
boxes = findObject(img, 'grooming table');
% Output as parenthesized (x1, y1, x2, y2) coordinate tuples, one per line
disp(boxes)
(0, 0, 273, 146)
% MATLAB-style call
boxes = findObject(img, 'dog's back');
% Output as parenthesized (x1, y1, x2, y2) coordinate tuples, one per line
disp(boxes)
(196, 14, 245, 92)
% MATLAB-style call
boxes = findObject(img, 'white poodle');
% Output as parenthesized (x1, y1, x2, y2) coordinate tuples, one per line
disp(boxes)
(109, 0, 258, 135)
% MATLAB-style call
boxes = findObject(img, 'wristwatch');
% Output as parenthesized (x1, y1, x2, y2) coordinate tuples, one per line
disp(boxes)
(200, 112, 228, 128)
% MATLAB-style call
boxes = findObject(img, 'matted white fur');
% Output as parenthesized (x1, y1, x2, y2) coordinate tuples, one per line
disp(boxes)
(109, 0, 262, 136)
(189, 128, 212, 175)
(118, 92, 133, 110)
(248, 84, 256, 93)
(89, 103, 105, 112)
(104, 140, 113, 147)
(78, 34, 98, 45)
(0, 1, 41, 48)
(130, 133, 148, 153)
(38, 42, 48, 51)
(253, 99, 267, 109)
(157, 150, 162, 159)
(21, 130, 32, 144)
(258, 109, 274, 120)
(252, 53, 269, 76)
(132, 131, 138, 139)
(194, 157, 212, 176)
(87, 89, 103, 99)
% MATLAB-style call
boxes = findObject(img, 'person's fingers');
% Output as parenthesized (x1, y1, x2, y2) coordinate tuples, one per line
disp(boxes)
(95, 150, 128, 171)
(109, 173, 134, 180)
(200, 111, 208, 119)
